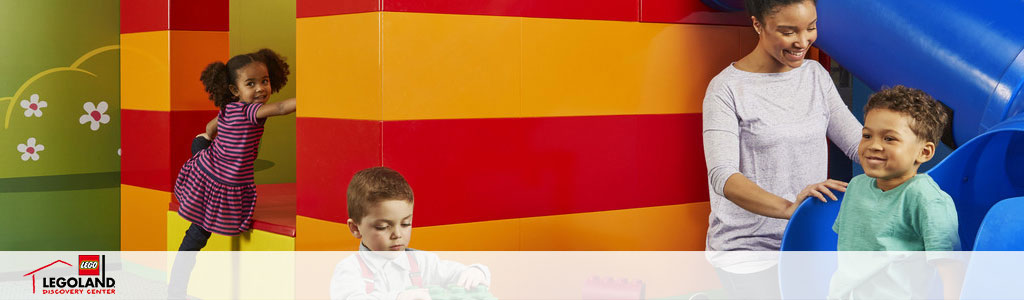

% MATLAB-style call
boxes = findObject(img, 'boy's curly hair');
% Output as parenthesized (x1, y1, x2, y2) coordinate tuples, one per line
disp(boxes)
(865, 85, 950, 144)
(347, 167, 414, 224)
(199, 48, 290, 108)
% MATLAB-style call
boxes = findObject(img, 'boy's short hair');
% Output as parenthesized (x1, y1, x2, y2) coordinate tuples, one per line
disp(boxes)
(346, 167, 414, 223)
(865, 85, 950, 143)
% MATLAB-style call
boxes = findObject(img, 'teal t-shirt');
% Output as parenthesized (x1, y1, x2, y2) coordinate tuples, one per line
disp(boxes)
(833, 174, 960, 251)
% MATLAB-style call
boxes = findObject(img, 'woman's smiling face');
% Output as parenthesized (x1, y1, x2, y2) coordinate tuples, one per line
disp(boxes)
(753, 0, 818, 72)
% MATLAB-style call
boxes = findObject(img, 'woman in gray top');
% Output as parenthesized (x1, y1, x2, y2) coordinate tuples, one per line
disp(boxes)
(701, 0, 861, 295)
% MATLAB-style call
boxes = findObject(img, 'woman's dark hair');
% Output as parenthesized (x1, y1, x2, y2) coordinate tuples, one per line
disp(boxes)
(199, 48, 290, 108)
(744, 0, 817, 24)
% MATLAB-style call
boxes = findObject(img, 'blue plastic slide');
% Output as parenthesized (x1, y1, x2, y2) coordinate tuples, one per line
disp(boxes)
(815, 0, 1024, 146)
(780, 2, 1024, 297)
(782, 0, 1024, 251)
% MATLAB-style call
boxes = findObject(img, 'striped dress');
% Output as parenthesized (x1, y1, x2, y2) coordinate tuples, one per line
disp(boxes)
(173, 101, 265, 235)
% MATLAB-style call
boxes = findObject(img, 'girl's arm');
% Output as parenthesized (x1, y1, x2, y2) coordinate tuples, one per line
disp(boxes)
(203, 117, 218, 140)
(256, 98, 296, 119)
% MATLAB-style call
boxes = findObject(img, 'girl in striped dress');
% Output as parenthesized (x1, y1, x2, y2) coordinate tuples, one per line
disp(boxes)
(173, 48, 296, 250)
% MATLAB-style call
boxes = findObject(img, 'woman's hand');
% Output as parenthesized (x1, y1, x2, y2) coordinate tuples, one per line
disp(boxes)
(796, 179, 848, 203)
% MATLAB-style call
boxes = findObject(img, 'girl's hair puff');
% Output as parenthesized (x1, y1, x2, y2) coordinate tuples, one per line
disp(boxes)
(198, 48, 291, 108)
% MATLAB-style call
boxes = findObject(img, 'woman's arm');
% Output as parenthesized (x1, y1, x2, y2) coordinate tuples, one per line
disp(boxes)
(256, 97, 296, 119)
(821, 62, 862, 162)
(704, 82, 845, 220)
(723, 174, 800, 219)
(722, 174, 846, 219)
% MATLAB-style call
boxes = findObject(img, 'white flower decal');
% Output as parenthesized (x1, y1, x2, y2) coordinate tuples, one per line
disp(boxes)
(20, 94, 47, 117)
(79, 101, 110, 131)
(117, 148, 121, 157)
(16, 138, 45, 161)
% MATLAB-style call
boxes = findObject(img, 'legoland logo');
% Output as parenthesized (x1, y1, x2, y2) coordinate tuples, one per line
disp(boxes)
(79, 255, 100, 276)
(23, 255, 116, 295)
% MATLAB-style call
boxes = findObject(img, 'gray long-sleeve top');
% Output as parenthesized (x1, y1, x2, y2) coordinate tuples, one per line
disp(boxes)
(702, 60, 861, 268)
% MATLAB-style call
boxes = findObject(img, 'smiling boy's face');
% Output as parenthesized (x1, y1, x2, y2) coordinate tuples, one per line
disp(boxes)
(348, 199, 413, 252)
(858, 108, 935, 190)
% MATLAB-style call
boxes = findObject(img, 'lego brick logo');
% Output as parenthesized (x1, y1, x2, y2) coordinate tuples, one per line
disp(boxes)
(79, 255, 99, 276)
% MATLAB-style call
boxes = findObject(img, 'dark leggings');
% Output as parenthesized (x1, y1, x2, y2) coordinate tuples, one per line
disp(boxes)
(178, 135, 214, 251)
(191, 135, 211, 156)
(169, 136, 216, 299)
(177, 223, 212, 251)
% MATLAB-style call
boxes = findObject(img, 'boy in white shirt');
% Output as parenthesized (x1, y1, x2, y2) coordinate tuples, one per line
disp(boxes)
(330, 167, 490, 300)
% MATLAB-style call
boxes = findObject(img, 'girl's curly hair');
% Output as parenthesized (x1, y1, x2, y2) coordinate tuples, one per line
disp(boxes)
(199, 48, 291, 108)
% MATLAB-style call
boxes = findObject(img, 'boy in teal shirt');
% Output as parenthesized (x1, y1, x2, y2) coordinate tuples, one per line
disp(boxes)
(830, 86, 961, 299)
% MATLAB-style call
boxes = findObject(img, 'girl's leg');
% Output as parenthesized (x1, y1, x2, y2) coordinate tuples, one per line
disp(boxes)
(178, 223, 212, 251)
(191, 134, 211, 156)
(169, 223, 212, 299)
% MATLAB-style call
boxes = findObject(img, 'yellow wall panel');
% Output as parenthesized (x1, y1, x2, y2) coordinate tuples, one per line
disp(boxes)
(296, 13, 381, 120)
(121, 184, 170, 251)
(170, 31, 230, 111)
(522, 19, 756, 117)
(381, 12, 522, 120)
(167, 211, 232, 251)
(166, 212, 294, 251)
(295, 215, 360, 250)
(121, 31, 170, 111)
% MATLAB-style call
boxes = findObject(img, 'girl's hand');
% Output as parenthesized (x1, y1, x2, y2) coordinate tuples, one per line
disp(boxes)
(456, 267, 486, 289)
(796, 179, 848, 203)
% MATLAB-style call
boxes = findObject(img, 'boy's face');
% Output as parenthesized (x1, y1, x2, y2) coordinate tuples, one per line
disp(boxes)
(347, 199, 413, 252)
(859, 108, 935, 187)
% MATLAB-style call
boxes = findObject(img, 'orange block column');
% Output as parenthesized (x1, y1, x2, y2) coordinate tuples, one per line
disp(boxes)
(119, 0, 229, 250)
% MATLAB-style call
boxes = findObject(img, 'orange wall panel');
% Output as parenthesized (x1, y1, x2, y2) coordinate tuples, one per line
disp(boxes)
(302, 202, 711, 251)
(120, 184, 170, 250)
(169, 31, 230, 111)
(296, 215, 360, 250)
(296, 13, 382, 120)
(340, 13, 756, 120)
(519, 202, 710, 250)
(381, 12, 522, 120)
(522, 19, 755, 117)
(121, 31, 170, 111)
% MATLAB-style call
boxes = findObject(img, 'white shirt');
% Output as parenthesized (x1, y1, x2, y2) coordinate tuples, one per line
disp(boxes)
(329, 245, 491, 300)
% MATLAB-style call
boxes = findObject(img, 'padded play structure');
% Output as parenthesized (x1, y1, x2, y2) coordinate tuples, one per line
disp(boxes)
(780, 0, 1024, 298)
(782, 0, 1024, 253)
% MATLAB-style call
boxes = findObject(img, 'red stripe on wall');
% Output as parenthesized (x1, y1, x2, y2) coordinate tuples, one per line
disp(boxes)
(122, 109, 171, 190)
(296, 114, 709, 226)
(296, 118, 383, 221)
(121, 0, 228, 34)
(640, 0, 749, 25)
(296, 0, 380, 19)
(121, 0, 168, 34)
(121, 109, 218, 192)
(298, 0, 639, 22)
(297, 0, 748, 25)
